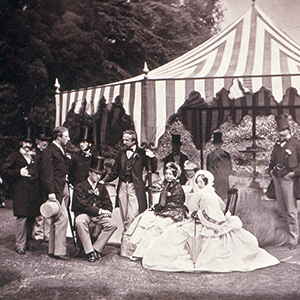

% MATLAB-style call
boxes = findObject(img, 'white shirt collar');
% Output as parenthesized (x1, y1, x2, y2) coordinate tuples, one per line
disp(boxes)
(88, 178, 97, 190)
(126, 145, 136, 158)
(20, 148, 32, 164)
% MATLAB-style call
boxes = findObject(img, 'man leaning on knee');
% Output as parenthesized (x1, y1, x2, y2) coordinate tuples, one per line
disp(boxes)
(72, 156, 118, 263)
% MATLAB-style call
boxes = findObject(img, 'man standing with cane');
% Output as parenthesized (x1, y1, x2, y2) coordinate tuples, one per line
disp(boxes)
(40, 126, 71, 260)
(269, 114, 300, 250)
(101, 130, 157, 232)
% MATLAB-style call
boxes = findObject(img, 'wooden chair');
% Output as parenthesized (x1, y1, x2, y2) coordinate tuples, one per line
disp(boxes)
(224, 188, 239, 215)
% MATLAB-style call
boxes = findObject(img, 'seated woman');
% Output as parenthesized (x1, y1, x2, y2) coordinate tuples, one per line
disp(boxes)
(142, 170, 279, 272)
(120, 162, 189, 260)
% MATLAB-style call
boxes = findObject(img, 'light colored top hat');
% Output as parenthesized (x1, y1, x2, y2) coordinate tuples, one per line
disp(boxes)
(184, 160, 199, 170)
(40, 199, 60, 218)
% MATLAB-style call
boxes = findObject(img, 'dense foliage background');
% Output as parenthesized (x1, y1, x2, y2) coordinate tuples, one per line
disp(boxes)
(0, 0, 223, 141)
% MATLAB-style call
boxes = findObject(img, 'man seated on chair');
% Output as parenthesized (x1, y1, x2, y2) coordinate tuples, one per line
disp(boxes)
(72, 156, 118, 263)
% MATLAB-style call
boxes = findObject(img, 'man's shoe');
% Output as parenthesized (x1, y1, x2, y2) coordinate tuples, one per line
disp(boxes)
(16, 249, 26, 255)
(52, 255, 71, 260)
(93, 249, 101, 260)
(88, 252, 97, 263)
(289, 244, 297, 250)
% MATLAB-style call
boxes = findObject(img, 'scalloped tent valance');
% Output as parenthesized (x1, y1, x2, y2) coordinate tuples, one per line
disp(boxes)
(55, 4, 300, 147)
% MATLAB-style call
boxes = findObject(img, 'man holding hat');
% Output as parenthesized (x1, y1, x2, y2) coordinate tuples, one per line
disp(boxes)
(40, 126, 71, 260)
(69, 126, 97, 188)
(1, 125, 40, 254)
(207, 131, 232, 201)
(163, 134, 188, 185)
(72, 156, 118, 262)
(32, 125, 52, 244)
(269, 113, 300, 250)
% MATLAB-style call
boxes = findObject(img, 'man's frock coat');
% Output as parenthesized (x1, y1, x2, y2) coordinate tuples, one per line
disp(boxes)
(1, 151, 40, 216)
(103, 147, 157, 213)
(40, 143, 69, 203)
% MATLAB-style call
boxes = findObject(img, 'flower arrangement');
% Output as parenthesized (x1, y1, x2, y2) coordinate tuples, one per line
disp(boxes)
(88, 188, 99, 196)
(285, 149, 292, 156)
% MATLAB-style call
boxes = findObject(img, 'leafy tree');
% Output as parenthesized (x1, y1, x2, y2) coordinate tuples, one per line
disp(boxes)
(0, 0, 223, 162)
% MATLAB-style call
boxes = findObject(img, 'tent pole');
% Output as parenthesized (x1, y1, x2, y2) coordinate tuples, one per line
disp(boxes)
(199, 109, 204, 169)
(251, 93, 257, 185)
(252, 93, 257, 139)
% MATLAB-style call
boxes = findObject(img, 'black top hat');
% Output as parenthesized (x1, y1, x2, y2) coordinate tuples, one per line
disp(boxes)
(79, 126, 93, 143)
(213, 131, 223, 144)
(275, 114, 290, 131)
(36, 125, 52, 140)
(20, 126, 35, 142)
(171, 134, 181, 145)
(89, 156, 105, 174)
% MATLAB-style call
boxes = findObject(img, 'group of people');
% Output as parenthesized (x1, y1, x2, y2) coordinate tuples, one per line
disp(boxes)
(1, 112, 298, 272)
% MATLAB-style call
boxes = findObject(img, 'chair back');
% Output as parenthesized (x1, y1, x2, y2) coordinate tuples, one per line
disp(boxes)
(224, 188, 239, 215)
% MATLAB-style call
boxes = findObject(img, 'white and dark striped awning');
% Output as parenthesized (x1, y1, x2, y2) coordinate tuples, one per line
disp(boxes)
(56, 4, 300, 146)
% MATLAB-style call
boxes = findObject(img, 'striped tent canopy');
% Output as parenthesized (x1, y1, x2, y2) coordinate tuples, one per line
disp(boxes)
(56, 3, 300, 148)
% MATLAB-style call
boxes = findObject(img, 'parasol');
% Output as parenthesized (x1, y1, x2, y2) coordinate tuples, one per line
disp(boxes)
(185, 216, 204, 268)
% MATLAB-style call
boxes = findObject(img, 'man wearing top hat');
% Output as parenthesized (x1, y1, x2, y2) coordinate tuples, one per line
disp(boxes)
(32, 125, 52, 244)
(40, 126, 71, 260)
(163, 134, 188, 185)
(269, 113, 300, 250)
(69, 126, 98, 188)
(101, 129, 157, 232)
(1, 125, 40, 254)
(207, 131, 232, 201)
(72, 156, 118, 262)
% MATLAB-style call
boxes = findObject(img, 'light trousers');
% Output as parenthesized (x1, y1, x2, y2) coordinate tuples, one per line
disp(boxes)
(272, 174, 299, 245)
(48, 184, 69, 256)
(32, 215, 51, 241)
(15, 216, 35, 250)
(118, 182, 139, 231)
(75, 213, 118, 254)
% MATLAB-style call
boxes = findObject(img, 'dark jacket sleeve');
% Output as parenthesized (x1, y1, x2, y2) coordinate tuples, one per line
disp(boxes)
(40, 148, 55, 195)
(73, 183, 99, 216)
(73, 183, 113, 216)
(103, 153, 121, 182)
(98, 184, 113, 212)
(1, 153, 21, 182)
(289, 138, 300, 177)
(142, 149, 157, 173)
(68, 154, 77, 186)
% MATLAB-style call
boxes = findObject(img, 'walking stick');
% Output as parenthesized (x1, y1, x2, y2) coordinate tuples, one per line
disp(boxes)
(147, 159, 153, 208)
(66, 183, 77, 250)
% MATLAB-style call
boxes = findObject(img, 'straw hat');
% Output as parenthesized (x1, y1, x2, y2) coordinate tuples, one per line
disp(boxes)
(184, 160, 199, 171)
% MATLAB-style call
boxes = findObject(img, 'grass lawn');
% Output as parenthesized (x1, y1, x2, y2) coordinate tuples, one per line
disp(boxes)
(1, 200, 300, 300)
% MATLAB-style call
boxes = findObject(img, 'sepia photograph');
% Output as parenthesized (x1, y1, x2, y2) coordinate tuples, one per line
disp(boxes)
(1, 0, 300, 299)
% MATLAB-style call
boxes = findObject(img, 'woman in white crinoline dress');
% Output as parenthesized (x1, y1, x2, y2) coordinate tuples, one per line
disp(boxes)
(142, 170, 280, 272)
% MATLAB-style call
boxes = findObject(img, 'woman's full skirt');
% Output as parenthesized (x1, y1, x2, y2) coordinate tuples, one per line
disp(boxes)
(142, 215, 279, 272)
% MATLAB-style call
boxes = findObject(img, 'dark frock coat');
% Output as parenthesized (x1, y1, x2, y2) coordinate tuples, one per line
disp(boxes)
(1, 151, 40, 216)
(40, 143, 69, 203)
(68, 151, 93, 187)
(103, 147, 157, 213)
(163, 152, 189, 185)
(269, 136, 300, 198)
(72, 180, 112, 217)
